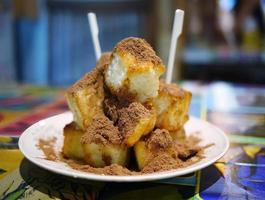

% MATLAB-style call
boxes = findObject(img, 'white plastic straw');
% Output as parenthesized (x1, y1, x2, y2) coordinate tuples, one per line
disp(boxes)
(88, 12, 101, 61)
(165, 9, 184, 84)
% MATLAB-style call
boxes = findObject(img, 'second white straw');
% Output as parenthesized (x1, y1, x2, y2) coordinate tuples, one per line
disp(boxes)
(165, 9, 184, 84)
(88, 12, 102, 61)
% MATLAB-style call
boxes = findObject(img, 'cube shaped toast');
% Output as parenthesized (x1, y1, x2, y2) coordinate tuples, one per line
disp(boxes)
(104, 98, 156, 147)
(134, 128, 175, 170)
(66, 53, 111, 130)
(81, 114, 129, 167)
(62, 122, 85, 160)
(105, 37, 165, 103)
(153, 81, 192, 131)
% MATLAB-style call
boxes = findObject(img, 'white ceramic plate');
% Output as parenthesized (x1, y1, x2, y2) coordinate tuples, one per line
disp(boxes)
(19, 112, 229, 182)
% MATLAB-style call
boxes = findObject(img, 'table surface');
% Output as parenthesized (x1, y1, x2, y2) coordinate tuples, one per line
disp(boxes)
(0, 82, 264, 200)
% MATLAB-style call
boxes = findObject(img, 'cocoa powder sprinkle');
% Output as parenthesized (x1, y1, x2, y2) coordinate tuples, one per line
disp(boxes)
(37, 134, 207, 176)
(64, 159, 137, 176)
(81, 114, 122, 145)
(117, 102, 151, 139)
(37, 137, 57, 161)
(67, 69, 99, 93)
(114, 37, 162, 65)
(141, 153, 180, 174)
(103, 96, 127, 123)
(146, 129, 173, 150)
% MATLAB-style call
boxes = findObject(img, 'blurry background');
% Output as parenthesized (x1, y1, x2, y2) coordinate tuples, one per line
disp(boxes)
(0, 0, 264, 86)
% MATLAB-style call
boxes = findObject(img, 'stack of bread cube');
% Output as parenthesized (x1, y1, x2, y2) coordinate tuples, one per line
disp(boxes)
(62, 37, 192, 170)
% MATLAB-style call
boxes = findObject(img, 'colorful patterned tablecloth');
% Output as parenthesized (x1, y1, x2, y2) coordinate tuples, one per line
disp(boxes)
(0, 82, 265, 200)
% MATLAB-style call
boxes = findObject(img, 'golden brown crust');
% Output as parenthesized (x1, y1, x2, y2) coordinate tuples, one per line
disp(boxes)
(63, 122, 82, 132)
(154, 80, 192, 131)
(159, 81, 191, 99)
(113, 37, 162, 66)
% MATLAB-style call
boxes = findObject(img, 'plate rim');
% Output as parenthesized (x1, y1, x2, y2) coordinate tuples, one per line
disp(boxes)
(18, 111, 229, 182)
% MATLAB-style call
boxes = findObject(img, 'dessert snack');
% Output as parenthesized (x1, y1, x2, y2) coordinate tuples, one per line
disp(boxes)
(134, 129, 175, 170)
(153, 81, 192, 131)
(104, 97, 156, 147)
(65, 53, 110, 130)
(81, 114, 128, 167)
(117, 102, 156, 147)
(105, 37, 165, 103)
(62, 37, 195, 173)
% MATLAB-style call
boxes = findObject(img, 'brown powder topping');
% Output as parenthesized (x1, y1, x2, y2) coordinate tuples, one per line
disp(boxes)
(141, 153, 180, 174)
(37, 137, 57, 161)
(103, 95, 128, 123)
(159, 81, 191, 99)
(63, 159, 137, 176)
(37, 134, 208, 176)
(145, 129, 173, 151)
(100, 164, 137, 175)
(117, 102, 151, 138)
(141, 136, 204, 173)
(174, 135, 202, 161)
(103, 93, 133, 123)
(114, 37, 162, 65)
(81, 114, 122, 145)
(104, 97, 119, 123)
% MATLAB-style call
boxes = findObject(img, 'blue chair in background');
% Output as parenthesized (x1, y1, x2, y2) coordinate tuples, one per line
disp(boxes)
(0, 0, 150, 86)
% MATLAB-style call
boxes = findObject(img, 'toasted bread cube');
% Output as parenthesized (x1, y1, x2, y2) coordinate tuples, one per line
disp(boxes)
(82, 143, 129, 167)
(65, 53, 111, 130)
(105, 37, 165, 103)
(62, 122, 85, 160)
(66, 69, 105, 130)
(134, 140, 148, 170)
(153, 81, 192, 131)
(134, 129, 174, 170)
(117, 102, 156, 147)
(81, 114, 129, 167)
